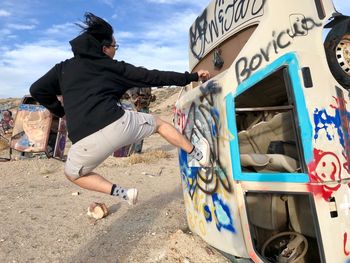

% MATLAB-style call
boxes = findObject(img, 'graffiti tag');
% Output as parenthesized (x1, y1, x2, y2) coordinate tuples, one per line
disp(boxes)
(178, 81, 232, 198)
(190, 0, 265, 60)
(184, 189, 236, 235)
(235, 17, 322, 84)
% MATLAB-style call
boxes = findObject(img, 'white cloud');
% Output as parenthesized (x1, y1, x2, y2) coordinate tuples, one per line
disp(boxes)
(116, 31, 135, 40)
(116, 10, 198, 47)
(0, 28, 12, 35)
(333, 0, 350, 15)
(146, 11, 197, 39)
(0, 43, 71, 98)
(0, 9, 11, 17)
(99, 0, 114, 8)
(115, 10, 199, 72)
(118, 42, 188, 72)
(146, 0, 210, 6)
(146, 0, 184, 3)
(45, 22, 79, 39)
(4, 34, 17, 40)
(7, 23, 36, 30)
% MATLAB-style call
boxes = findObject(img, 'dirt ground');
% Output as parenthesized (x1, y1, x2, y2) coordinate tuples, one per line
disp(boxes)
(0, 89, 231, 263)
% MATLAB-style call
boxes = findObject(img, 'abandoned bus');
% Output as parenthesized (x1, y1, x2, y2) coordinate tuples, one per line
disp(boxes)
(174, 0, 350, 262)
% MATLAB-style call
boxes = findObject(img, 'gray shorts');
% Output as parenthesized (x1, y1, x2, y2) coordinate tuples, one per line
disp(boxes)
(64, 110, 156, 179)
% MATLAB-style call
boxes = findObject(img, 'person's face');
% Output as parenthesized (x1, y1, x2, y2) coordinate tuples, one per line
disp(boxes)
(102, 36, 118, 59)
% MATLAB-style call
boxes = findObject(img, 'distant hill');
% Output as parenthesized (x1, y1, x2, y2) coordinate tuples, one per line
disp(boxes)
(0, 98, 21, 111)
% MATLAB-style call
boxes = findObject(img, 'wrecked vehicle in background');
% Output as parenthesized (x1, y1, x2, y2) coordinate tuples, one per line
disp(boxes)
(0, 109, 14, 134)
(8, 95, 141, 160)
(174, 0, 350, 262)
(10, 96, 67, 160)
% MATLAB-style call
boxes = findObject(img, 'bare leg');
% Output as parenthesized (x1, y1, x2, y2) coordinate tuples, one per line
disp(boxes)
(66, 172, 137, 204)
(155, 117, 193, 153)
(64, 116, 195, 194)
(66, 172, 113, 194)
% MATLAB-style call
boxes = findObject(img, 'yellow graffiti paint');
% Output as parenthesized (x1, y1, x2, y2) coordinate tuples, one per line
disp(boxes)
(199, 220, 207, 236)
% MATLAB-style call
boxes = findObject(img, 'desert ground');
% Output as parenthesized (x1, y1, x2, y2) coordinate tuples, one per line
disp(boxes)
(0, 89, 231, 263)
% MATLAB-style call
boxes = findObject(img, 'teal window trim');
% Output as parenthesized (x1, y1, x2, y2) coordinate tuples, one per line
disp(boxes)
(225, 52, 312, 183)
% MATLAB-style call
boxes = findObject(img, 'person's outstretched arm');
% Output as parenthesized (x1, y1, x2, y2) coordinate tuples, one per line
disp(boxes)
(112, 60, 210, 87)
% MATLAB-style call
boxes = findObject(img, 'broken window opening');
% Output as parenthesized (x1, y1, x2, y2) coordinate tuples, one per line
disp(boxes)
(235, 67, 306, 173)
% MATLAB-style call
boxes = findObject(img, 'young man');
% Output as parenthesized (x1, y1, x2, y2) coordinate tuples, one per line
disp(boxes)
(30, 13, 210, 205)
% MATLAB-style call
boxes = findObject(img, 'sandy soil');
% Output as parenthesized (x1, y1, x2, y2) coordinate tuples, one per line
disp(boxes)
(0, 89, 231, 263)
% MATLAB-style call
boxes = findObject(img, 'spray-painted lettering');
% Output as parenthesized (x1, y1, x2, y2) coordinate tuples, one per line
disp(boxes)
(190, 0, 265, 60)
(235, 17, 322, 84)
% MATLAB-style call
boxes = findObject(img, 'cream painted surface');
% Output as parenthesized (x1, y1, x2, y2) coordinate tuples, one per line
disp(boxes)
(176, 0, 350, 262)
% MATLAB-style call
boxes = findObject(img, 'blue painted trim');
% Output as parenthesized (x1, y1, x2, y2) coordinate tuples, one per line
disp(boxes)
(225, 53, 311, 183)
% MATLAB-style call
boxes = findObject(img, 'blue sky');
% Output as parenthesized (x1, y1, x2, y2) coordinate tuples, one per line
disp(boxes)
(0, 0, 349, 98)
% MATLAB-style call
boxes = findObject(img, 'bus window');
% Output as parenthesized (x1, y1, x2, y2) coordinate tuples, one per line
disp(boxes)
(235, 67, 305, 173)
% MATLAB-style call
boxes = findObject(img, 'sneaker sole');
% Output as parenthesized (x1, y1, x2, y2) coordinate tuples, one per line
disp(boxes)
(198, 137, 210, 167)
(128, 189, 138, 205)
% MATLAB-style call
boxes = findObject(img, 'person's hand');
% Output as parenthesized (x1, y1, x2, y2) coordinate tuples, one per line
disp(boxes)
(197, 70, 210, 82)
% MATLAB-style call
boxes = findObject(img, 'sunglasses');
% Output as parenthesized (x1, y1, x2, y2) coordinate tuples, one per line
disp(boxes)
(109, 44, 119, 50)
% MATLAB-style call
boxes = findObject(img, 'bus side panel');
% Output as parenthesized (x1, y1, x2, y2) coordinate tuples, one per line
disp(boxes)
(175, 81, 249, 258)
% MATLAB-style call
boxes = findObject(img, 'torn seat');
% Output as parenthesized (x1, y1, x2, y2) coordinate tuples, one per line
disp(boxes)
(238, 112, 300, 172)
(240, 153, 299, 172)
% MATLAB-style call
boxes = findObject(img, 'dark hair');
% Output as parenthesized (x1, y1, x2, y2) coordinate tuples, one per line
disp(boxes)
(76, 12, 114, 45)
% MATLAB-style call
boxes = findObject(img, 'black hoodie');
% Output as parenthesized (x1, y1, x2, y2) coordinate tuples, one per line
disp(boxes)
(30, 33, 199, 143)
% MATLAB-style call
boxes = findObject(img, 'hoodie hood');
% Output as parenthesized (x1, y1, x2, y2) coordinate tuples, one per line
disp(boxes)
(69, 32, 107, 58)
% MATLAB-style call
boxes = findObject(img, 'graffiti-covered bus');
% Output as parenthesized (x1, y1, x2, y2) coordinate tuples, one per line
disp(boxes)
(174, 0, 350, 262)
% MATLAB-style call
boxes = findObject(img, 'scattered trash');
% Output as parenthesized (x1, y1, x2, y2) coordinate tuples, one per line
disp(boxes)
(205, 246, 215, 256)
(87, 202, 108, 220)
(141, 171, 154, 177)
(40, 168, 53, 175)
(141, 168, 163, 178)
(71, 192, 80, 196)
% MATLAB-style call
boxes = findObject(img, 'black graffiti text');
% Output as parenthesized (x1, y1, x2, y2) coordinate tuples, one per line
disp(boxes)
(190, 0, 265, 60)
(235, 17, 322, 84)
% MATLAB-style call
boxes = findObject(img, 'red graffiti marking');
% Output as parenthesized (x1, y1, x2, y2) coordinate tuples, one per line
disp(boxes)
(344, 232, 350, 256)
(249, 251, 260, 262)
(308, 149, 341, 201)
(335, 89, 350, 174)
(342, 152, 350, 177)
(174, 108, 187, 133)
(306, 184, 333, 201)
(331, 94, 350, 175)
(330, 95, 348, 109)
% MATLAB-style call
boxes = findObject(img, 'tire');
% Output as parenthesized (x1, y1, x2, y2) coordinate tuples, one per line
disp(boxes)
(324, 17, 350, 89)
